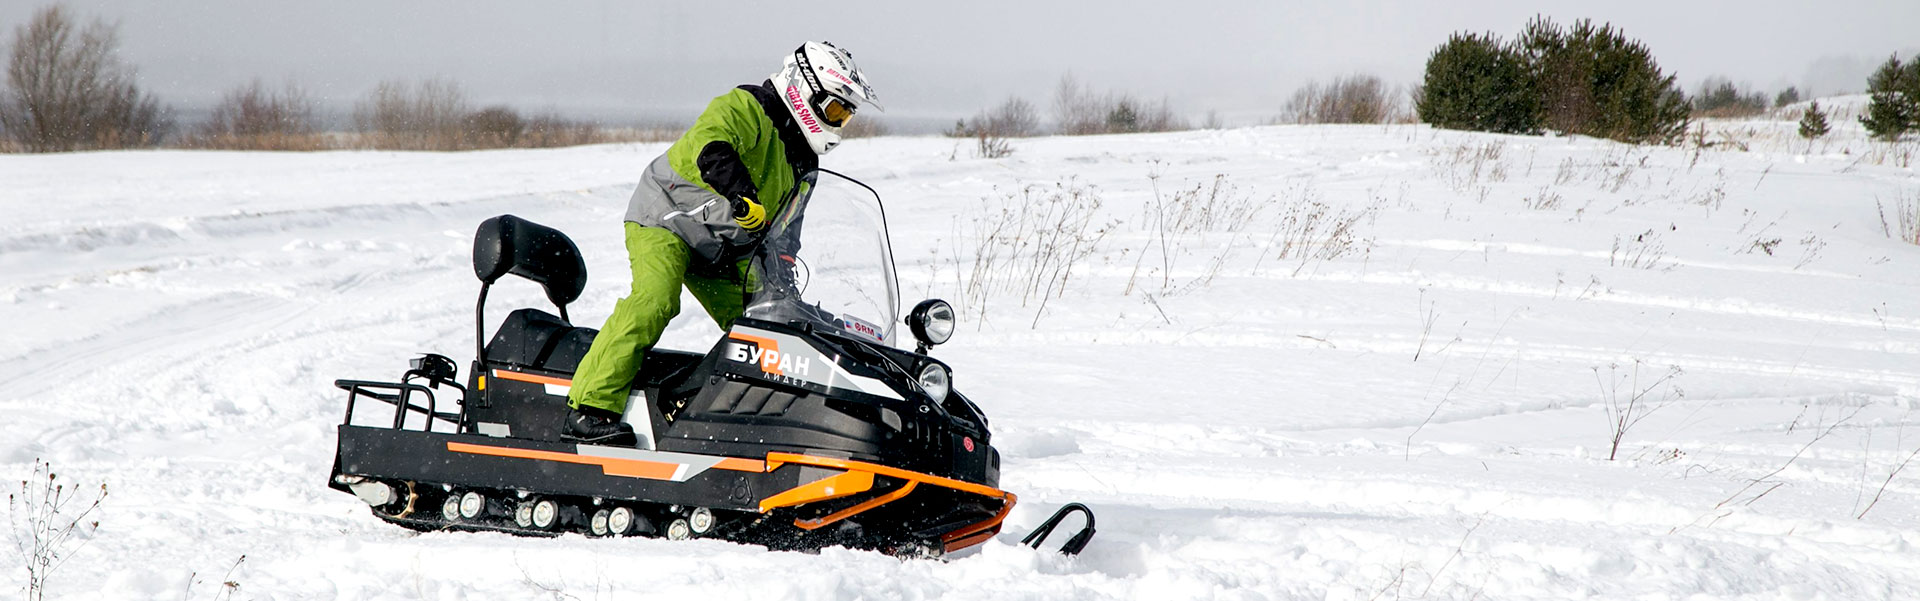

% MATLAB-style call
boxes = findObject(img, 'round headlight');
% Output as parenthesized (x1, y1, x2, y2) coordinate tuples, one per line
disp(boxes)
(917, 362, 951, 402)
(908, 299, 956, 348)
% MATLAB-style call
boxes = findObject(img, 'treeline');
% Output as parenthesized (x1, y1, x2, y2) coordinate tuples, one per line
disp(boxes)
(1415, 16, 1918, 143)
(0, 5, 676, 153)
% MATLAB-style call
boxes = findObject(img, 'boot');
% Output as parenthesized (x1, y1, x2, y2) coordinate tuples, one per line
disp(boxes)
(564, 405, 636, 445)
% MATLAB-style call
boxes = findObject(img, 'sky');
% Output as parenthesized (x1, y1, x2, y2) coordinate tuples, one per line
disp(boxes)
(2, 0, 1915, 129)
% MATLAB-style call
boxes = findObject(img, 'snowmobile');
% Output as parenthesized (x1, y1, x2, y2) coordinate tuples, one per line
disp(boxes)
(327, 170, 1093, 557)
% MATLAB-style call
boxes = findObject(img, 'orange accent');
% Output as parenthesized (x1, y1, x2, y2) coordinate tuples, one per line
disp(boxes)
(447, 442, 679, 480)
(759, 452, 1016, 554)
(794, 481, 919, 531)
(491, 369, 572, 387)
(726, 332, 784, 376)
(939, 493, 1017, 553)
(759, 470, 875, 512)
(713, 457, 768, 472)
(764, 453, 1009, 500)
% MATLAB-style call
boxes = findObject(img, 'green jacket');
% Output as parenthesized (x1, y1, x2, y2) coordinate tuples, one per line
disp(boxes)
(625, 83, 818, 270)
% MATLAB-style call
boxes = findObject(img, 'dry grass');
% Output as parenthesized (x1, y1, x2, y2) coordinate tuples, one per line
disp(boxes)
(1881, 190, 1920, 246)
(960, 179, 1116, 326)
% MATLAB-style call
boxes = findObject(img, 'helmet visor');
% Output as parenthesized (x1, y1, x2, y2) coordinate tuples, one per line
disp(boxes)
(817, 94, 856, 127)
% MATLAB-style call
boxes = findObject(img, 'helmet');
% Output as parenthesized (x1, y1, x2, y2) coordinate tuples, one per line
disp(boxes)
(769, 41, 882, 155)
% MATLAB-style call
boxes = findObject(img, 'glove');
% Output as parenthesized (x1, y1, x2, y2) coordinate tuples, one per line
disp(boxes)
(732, 196, 767, 232)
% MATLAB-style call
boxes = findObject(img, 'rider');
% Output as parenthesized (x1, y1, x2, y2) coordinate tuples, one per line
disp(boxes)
(564, 42, 882, 443)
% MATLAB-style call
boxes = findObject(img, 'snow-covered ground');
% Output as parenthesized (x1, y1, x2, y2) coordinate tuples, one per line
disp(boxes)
(3, 114, 1918, 600)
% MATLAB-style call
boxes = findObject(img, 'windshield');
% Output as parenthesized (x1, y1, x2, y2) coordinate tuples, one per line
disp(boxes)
(742, 170, 900, 346)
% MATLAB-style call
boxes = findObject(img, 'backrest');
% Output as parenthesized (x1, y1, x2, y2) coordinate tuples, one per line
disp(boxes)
(473, 215, 587, 309)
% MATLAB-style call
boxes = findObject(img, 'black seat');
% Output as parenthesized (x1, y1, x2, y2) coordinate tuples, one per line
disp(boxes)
(485, 308, 598, 374)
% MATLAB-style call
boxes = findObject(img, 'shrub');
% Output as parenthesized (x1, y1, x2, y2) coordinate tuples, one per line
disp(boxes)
(0, 5, 170, 152)
(1798, 101, 1830, 139)
(1860, 54, 1919, 140)
(1515, 16, 1689, 143)
(1692, 77, 1770, 118)
(954, 96, 1038, 158)
(462, 105, 524, 148)
(351, 77, 470, 150)
(188, 79, 323, 150)
(1417, 32, 1537, 134)
(1051, 74, 1186, 135)
(1285, 74, 1401, 124)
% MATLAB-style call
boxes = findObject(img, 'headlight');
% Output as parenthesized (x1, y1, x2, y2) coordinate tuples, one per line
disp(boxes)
(917, 362, 951, 402)
(908, 299, 956, 350)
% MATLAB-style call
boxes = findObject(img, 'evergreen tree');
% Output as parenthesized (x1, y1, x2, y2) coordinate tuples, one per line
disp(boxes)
(1860, 54, 1917, 140)
(1798, 100, 1829, 139)
(1513, 17, 1690, 143)
(1417, 32, 1537, 134)
(1775, 87, 1801, 107)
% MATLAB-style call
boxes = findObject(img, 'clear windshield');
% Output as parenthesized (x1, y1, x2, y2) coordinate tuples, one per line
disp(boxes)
(743, 171, 900, 346)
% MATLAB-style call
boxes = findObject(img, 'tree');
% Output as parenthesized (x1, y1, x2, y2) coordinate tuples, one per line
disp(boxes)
(1417, 32, 1537, 134)
(1775, 87, 1801, 107)
(0, 5, 170, 152)
(1860, 54, 1917, 140)
(1798, 100, 1829, 139)
(1420, 17, 1688, 143)
(1515, 17, 1689, 143)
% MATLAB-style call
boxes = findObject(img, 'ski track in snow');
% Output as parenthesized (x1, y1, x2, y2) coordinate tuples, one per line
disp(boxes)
(2, 124, 1919, 600)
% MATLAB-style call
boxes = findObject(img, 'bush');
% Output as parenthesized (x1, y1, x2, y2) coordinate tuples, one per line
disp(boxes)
(1051, 74, 1187, 135)
(0, 5, 170, 152)
(1515, 16, 1689, 143)
(1417, 32, 1537, 134)
(462, 105, 524, 148)
(188, 79, 323, 150)
(1284, 74, 1401, 124)
(953, 96, 1039, 158)
(1798, 101, 1830, 139)
(1692, 77, 1770, 118)
(352, 77, 471, 150)
(1860, 54, 1919, 140)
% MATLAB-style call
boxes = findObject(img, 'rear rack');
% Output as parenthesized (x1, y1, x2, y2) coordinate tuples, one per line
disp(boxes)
(336, 354, 467, 433)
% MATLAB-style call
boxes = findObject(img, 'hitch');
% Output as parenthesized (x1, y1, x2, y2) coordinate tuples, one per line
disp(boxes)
(1021, 503, 1095, 556)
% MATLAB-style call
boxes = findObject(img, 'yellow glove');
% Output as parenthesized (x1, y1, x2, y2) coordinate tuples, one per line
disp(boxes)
(732, 197, 767, 232)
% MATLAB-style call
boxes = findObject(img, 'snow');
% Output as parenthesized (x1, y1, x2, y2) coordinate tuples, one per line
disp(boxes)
(2, 115, 1918, 599)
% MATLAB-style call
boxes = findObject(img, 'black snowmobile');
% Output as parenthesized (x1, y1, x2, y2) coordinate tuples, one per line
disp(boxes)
(327, 170, 1092, 557)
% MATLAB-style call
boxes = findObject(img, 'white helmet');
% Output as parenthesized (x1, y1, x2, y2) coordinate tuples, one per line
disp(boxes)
(769, 41, 882, 155)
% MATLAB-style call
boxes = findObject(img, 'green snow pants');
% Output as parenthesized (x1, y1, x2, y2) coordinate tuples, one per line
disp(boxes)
(567, 223, 746, 414)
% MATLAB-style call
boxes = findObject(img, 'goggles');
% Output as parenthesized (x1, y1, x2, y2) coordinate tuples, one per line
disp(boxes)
(816, 93, 857, 127)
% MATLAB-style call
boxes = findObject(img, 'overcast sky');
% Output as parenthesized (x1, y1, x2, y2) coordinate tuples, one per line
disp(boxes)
(3, 0, 1915, 128)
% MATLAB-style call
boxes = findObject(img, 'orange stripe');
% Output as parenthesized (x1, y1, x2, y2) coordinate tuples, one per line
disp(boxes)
(765, 452, 1011, 500)
(714, 457, 768, 472)
(759, 470, 875, 512)
(793, 481, 919, 531)
(447, 442, 680, 480)
(491, 369, 572, 387)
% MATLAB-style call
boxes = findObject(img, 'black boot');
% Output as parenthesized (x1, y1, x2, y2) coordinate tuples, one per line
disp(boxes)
(564, 405, 636, 445)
